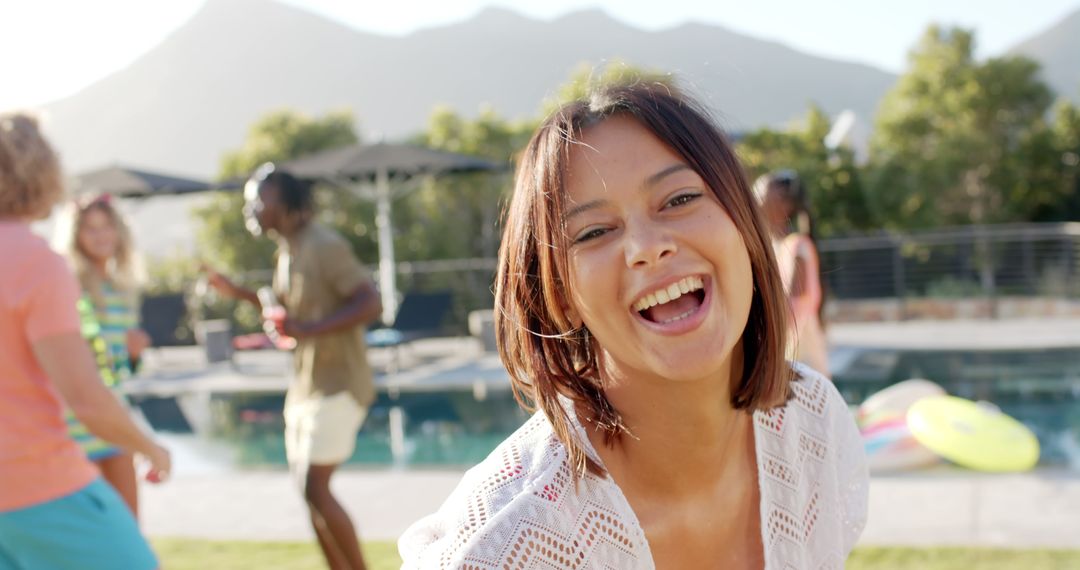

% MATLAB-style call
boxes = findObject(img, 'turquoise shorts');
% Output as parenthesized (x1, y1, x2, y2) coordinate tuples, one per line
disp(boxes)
(0, 478, 158, 570)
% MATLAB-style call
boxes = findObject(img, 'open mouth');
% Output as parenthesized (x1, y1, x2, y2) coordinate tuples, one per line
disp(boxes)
(631, 276, 707, 325)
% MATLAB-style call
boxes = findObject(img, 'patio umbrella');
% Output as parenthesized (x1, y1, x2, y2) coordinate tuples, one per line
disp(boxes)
(72, 164, 211, 198)
(284, 142, 503, 324)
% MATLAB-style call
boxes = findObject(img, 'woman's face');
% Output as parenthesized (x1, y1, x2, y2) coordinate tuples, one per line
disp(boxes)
(562, 116, 754, 384)
(77, 207, 120, 263)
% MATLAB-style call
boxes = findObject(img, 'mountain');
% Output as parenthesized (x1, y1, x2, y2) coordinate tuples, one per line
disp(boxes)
(43, 0, 898, 177)
(1009, 7, 1080, 101)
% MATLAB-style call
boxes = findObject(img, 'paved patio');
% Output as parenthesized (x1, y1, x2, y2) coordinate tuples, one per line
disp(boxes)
(140, 467, 1080, 548)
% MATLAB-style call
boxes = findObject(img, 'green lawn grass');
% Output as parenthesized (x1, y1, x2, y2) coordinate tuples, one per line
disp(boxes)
(152, 538, 401, 570)
(848, 547, 1080, 569)
(152, 539, 1080, 570)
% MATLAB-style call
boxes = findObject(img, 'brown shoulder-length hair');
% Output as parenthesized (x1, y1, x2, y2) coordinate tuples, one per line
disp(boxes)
(494, 81, 793, 477)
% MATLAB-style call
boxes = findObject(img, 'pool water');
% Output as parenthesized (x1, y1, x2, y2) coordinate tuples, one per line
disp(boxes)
(140, 346, 1080, 472)
(833, 345, 1080, 469)
(141, 390, 532, 470)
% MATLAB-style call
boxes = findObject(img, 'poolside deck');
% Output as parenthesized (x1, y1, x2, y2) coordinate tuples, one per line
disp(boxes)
(140, 466, 1080, 548)
(124, 337, 511, 398)
(829, 317, 1080, 351)
(124, 317, 1080, 399)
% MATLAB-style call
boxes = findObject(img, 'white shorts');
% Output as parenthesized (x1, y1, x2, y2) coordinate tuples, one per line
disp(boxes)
(283, 391, 366, 469)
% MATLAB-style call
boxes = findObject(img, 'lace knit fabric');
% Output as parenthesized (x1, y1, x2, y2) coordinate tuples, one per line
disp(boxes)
(399, 363, 869, 569)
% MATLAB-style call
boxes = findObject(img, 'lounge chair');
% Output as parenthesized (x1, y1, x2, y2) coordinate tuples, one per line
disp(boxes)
(366, 290, 453, 370)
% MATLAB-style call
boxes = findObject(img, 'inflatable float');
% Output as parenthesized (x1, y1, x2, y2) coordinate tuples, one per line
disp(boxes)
(907, 395, 1040, 473)
(858, 379, 945, 472)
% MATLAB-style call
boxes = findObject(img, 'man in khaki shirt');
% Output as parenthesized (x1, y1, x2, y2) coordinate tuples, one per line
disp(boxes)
(208, 163, 380, 570)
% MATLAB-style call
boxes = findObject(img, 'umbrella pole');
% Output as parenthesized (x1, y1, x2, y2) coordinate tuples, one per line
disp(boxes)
(375, 166, 398, 325)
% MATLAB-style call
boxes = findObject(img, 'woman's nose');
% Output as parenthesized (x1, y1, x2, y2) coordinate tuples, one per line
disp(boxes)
(624, 221, 676, 268)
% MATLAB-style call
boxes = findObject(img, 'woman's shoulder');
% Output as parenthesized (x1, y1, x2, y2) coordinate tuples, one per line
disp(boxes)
(755, 362, 869, 561)
(399, 411, 650, 569)
(756, 362, 853, 446)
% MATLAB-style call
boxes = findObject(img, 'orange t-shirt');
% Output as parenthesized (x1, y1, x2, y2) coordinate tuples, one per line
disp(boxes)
(0, 221, 98, 511)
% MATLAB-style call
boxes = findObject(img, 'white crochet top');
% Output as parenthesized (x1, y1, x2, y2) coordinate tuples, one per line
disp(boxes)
(399, 363, 869, 569)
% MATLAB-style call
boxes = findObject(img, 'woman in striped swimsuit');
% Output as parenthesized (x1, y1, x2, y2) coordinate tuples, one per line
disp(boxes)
(56, 194, 152, 518)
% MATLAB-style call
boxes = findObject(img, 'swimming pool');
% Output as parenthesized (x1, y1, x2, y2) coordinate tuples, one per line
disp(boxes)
(138, 346, 1080, 471)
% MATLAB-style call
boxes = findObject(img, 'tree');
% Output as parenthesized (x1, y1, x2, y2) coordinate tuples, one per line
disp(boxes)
(1048, 98, 1080, 220)
(380, 107, 534, 320)
(407, 106, 533, 261)
(868, 26, 1054, 228)
(219, 109, 358, 180)
(999, 98, 1080, 222)
(738, 106, 873, 236)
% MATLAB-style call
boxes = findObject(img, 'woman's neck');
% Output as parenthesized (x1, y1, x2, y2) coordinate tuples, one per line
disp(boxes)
(585, 350, 756, 500)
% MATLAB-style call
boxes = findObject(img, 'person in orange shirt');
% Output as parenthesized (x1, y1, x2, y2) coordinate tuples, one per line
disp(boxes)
(0, 113, 169, 569)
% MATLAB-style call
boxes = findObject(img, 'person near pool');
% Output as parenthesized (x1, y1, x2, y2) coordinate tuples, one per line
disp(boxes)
(53, 192, 153, 518)
(754, 169, 830, 377)
(0, 112, 170, 570)
(205, 164, 381, 570)
(398, 82, 868, 569)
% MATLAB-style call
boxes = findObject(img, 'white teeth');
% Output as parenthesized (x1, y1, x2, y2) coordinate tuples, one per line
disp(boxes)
(659, 308, 697, 324)
(632, 276, 705, 312)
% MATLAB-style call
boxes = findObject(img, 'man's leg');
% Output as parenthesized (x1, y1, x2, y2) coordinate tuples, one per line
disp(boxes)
(284, 398, 348, 568)
(307, 502, 348, 570)
(304, 464, 367, 570)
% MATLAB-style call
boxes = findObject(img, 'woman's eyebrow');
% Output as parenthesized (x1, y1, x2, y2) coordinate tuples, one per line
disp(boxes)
(644, 164, 692, 189)
(563, 199, 604, 223)
(563, 164, 693, 223)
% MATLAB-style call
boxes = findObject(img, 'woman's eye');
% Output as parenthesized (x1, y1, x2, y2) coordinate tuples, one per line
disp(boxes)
(665, 192, 702, 208)
(574, 227, 609, 244)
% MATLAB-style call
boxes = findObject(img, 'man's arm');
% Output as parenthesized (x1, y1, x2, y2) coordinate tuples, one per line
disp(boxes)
(287, 281, 382, 338)
(33, 332, 171, 479)
(205, 267, 261, 308)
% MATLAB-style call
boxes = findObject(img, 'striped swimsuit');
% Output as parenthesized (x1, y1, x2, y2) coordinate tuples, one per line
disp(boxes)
(66, 283, 137, 460)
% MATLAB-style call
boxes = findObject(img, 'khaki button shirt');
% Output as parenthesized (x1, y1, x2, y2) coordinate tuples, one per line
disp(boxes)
(273, 222, 374, 406)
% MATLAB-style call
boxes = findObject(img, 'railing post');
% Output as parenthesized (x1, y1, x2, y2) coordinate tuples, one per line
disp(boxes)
(1067, 235, 1078, 299)
(1022, 231, 1036, 296)
(976, 229, 998, 319)
(892, 238, 907, 320)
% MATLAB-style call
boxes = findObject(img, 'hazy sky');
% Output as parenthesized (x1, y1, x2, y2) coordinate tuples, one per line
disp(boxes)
(1, 0, 1077, 111)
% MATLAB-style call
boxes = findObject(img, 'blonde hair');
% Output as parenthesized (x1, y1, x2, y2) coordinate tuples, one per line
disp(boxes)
(0, 112, 64, 219)
(54, 194, 142, 308)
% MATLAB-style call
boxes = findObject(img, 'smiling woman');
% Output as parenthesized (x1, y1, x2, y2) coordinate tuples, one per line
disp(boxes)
(398, 81, 868, 570)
